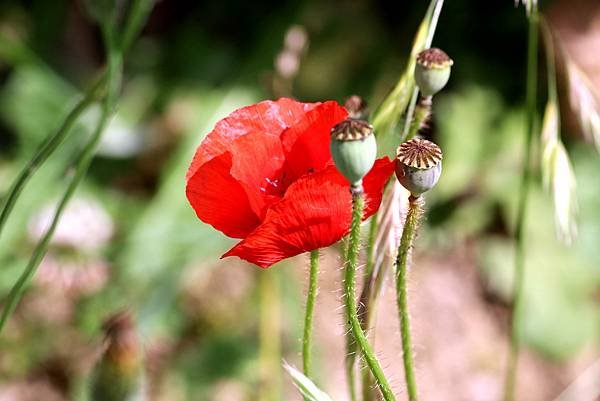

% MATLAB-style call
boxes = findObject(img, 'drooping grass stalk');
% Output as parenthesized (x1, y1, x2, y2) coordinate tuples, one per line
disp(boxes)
(121, 0, 156, 53)
(503, 7, 539, 401)
(0, 1, 154, 335)
(401, 0, 445, 142)
(395, 195, 422, 401)
(302, 250, 319, 381)
(345, 188, 396, 401)
(258, 269, 282, 401)
(0, 1, 153, 245)
(0, 78, 103, 241)
(0, 62, 120, 334)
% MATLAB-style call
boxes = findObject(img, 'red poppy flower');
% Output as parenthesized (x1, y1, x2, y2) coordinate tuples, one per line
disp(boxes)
(186, 98, 394, 268)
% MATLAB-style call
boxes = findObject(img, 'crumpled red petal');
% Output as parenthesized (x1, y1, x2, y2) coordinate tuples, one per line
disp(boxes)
(280, 101, 348, 181)
(186, 98, 316, 181)
(222, 158, 395, 268)
(186, 153, 260, 239)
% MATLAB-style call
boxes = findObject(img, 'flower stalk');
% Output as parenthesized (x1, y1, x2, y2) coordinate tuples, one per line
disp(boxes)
(345, 188, 396, 401)
(395, 195, 422, 401)
(393, 138, 443, 401)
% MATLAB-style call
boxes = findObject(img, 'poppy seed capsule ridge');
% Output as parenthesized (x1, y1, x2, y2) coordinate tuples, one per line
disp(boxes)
(415, 48, 453, 97)
(395, 138, 443, 196)
(330, 118, 377, 188)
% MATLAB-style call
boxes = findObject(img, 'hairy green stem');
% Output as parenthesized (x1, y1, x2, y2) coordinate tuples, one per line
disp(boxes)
(504, 8, 539, 401)
(345, 188, 396, 401)
(359, 216, 379, 401)
(395, 195, 422, 401)
(302, 250, 319, 381)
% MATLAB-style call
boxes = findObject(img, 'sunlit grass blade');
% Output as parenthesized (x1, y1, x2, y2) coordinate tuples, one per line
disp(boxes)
(541, 103, 577, 244)
(284, 362, 334, 401)
(514, 0, 538, 16)
(504, 5, 539, 401)
(549, 141, 577, 244)
(371, 0, 438, 155)
(540, 19, 577, 244)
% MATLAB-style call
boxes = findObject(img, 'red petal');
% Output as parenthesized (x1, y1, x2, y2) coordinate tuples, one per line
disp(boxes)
(280, 101, 348, 180)
(186, 153, 261, 239)
(186, 98, 317, 181)
(222, 158, 395, 267)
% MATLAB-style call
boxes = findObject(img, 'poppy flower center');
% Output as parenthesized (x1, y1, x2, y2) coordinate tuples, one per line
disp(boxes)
(260, 166, 316, 198)
(261, 175, 287, 197)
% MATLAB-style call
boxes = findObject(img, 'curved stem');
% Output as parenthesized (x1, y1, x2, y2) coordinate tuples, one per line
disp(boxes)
(0, 0, 155, 335)
(302, 250, 319, 380)
(359, 217, 378, 401)
(345, 336, 359, 401)
(0, 69, 118, 334)
(0, 78, 103, 241)
(504, 8, 539, 401)
(395, 195, 422, 401)
(345, 188, 396, 401)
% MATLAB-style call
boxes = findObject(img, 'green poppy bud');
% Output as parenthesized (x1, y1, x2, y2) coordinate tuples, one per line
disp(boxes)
(330, 118, 377, 190)
(415, 48, 453, 97)
(395, 138, 443, 197)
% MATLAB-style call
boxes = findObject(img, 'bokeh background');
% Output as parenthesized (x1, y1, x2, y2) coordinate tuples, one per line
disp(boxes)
(0, 0, 598, 400)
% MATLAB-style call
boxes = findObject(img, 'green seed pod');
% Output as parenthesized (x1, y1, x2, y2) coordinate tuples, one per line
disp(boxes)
(395, 138, 443, 196)
(415, 48, 453, 97)
(330, 118, 377, 188)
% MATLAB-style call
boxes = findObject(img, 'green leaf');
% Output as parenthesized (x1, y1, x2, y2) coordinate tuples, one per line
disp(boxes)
(283, 362, 334, 401)
(371, 0, 436, 156)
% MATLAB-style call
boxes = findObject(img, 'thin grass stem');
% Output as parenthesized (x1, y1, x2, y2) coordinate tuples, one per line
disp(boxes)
(503, 7, 539, 401)
(0, 0, 154, 335)
(0, 72, 117, 334)
(0, 78, 103, 241)
(258, 269, 282, 401)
